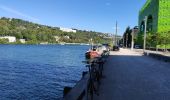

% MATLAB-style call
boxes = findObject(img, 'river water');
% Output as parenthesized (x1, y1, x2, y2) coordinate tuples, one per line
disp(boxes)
(0, 45, 89, 100)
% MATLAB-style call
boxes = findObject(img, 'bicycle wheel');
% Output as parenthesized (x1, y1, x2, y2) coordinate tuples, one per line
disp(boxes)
(86, 80, 94, 100)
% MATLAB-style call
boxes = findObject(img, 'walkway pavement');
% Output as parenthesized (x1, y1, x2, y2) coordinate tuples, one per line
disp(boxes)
(133, 49, 170, 57)
(94, 48, 170, 100)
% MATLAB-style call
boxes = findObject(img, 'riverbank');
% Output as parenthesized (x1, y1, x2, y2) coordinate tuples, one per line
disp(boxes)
(0, 42, 91, 46)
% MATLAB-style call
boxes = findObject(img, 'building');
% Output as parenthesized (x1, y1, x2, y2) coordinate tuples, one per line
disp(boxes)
(139, 0, 170, 33)
(60, 27, 77, 33)
(64, 35, 70, 39)
(54, 36, 60, 42)
(19, 39, 26, 43)
(0, 36, 16, 42)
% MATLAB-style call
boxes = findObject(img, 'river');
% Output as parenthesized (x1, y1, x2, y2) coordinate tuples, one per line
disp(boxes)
(0, 44, 89, 100)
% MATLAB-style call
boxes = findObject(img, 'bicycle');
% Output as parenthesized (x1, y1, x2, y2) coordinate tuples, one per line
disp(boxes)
(97, 58, 104, 79)
(86, 61, 100, 100)
(85, 56, 107, 100)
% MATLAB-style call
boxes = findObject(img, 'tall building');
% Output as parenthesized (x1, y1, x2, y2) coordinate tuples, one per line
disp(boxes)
(139, 0, 170, 33)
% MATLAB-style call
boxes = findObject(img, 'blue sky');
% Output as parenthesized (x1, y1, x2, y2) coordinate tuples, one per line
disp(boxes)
(0, 0, 146, 35)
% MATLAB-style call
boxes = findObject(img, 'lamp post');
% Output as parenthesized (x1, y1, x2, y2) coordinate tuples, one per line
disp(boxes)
(126, 33, 128, 48)
(123, 34, 125, 47)
(90, 38, 93, 49)
(131, 29, 134, 50)
(112, 33, 114, 46)
(115, 21, 118, 46)
(143, 16, 147, 52)
(112, 21, 118, 46)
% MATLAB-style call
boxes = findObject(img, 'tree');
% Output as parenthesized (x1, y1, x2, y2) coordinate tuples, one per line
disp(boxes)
(123, 26, 132, 47)
(0, 38, 8, 44)
(0, 17, 112, 44)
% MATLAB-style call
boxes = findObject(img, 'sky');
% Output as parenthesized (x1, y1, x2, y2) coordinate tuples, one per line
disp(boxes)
(0, 0, 146, 35)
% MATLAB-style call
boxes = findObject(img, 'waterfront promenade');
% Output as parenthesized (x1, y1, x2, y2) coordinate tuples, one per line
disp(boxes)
(94, 48, 170, 100)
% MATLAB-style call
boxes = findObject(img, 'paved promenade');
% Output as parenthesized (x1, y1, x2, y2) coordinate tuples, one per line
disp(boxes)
(94, 49, 170, 100)
(131, 48, 170, 57)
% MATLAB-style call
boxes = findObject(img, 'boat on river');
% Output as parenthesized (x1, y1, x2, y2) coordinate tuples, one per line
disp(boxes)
(85, 43, 111, 59)
(85, 45, 103, 59)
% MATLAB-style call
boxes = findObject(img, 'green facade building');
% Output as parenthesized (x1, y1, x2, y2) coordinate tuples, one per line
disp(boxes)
(139, 0, 170, 33)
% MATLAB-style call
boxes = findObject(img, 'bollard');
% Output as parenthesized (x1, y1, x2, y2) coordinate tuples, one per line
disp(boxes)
(82, 71, 88, 78)
(63, 87, 72, 97)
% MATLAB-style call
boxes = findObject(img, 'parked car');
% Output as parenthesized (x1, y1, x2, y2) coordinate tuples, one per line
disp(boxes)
(134, 45, 142, 49)
(113, 45, 119, 51)
(102, 43, 110, 51)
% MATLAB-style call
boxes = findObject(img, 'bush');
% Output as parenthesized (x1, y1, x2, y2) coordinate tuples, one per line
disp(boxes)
(0, 38, 8, 44)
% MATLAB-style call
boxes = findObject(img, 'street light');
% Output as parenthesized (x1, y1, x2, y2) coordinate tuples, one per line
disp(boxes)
(126, 33, 128, 48)
(131, 29, 134, 50)
(112, 21, 118, 46)
(143, 16, 147, 52)
(115, 21, 118, 46)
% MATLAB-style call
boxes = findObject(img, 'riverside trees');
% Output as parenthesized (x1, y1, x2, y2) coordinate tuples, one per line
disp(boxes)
(123, 26, 170, 51)
(137, 32, 170, 50)
(0, 17, 111, 44)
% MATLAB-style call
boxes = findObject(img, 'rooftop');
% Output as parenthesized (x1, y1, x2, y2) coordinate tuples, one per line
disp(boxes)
(139, 0, 151, 14)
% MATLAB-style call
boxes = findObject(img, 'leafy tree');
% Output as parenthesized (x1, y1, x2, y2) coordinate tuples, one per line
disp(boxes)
(0, 17, 112, 44)
(0, 38, 8, 44)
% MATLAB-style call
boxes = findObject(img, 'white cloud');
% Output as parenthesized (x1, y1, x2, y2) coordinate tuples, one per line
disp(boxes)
(0, 5, 39, 21)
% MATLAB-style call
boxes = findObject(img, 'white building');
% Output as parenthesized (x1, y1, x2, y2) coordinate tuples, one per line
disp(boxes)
(60, 27, 76, 33)
(54, 36, 60, 42)
(19, 39, 26, 43)
(0, 36, 16, 42)
(64, 35, 70, 39)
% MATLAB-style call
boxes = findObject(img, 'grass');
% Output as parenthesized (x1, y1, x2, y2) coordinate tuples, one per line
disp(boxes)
(157, 44, 170, 49)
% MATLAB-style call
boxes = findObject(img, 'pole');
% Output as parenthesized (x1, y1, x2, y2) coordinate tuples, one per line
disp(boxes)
(123, 35, 124, 47)
(131, 29, 134, 50)
(115, 21, 118, 46)
(165, 32, 167, 52)
(112, 33, 114, 46)
(90, 38, 93, 49)
(143, 16, 147, 52)
(126, 33, 128, 48)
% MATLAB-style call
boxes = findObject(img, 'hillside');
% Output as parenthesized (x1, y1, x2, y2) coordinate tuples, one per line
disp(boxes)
(0, 17, 111, 44)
